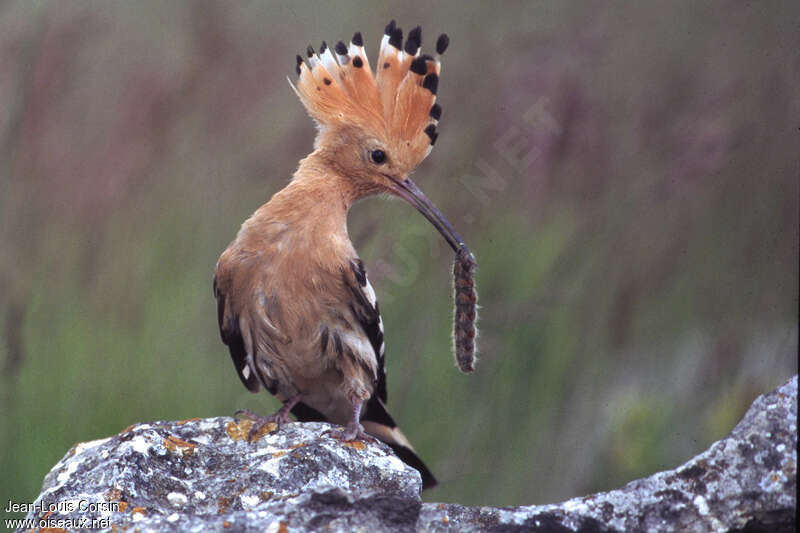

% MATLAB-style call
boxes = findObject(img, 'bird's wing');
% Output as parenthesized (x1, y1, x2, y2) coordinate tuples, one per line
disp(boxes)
(344, 258, 438, 489)
(288, 256, 386, 418)
(281, 256, 437, 489)
(213, 269, 261, 393)
(214, 253, 291, 396)
(345, 258, 387, 402)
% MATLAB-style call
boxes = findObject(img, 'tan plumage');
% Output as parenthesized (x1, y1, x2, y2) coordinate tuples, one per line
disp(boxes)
(215, 159, 376, 419)
(215, 21, 461, 490)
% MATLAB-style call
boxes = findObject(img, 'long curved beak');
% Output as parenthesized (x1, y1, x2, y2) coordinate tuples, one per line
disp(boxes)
(387, 176, 471, 256)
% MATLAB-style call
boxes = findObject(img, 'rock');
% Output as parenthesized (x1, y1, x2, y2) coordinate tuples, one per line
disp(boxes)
(14, 418, 420, 532)
(16, 376, 796, 532)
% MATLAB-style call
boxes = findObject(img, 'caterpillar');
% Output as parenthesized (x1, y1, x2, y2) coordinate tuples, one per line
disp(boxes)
(453, 247, 478, 373)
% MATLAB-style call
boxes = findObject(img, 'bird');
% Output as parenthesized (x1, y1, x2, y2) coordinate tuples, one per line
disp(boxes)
(213, 20, 468, 491)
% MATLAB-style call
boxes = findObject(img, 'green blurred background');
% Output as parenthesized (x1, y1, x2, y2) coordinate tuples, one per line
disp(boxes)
(1, 0, 797, 512)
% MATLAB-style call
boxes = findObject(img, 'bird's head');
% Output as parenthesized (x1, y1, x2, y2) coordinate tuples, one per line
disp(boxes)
(290, 21, 466, 252)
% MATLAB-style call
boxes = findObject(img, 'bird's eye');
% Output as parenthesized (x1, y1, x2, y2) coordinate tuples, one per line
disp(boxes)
(370, 149, 387, 164)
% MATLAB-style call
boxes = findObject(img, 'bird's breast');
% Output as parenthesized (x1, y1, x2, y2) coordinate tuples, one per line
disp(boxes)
(220, 205, 379, 411)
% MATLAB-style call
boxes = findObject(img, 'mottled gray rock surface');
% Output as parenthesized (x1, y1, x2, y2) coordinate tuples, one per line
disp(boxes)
(18, 376, 796, 532)
(418, 376, 797, 533)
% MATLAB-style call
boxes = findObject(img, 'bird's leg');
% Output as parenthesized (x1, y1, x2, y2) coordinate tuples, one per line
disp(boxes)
(235, 394, 302, 441)
(326, 398, 378, 443)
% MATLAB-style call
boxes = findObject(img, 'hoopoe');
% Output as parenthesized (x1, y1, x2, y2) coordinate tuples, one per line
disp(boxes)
(214, 20, 474, 490)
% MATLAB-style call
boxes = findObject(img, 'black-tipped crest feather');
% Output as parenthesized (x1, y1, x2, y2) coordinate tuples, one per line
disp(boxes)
(409, 26, 422, 47)
(291, 21, 449, 169)
(409, 56, 427, 75)
(424, 124, 437, 143)
(436, 33, 449, 54)
(422, 73, 438, 94)
(389, 27, 403, 49)
(404, 26, 421, 55)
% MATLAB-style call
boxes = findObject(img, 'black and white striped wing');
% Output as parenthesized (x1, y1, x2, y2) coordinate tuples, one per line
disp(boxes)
(289, 257, 387, 421)
(347, 260, 437, 488)
(290, 257, 437, 489)
(213, 272, 261, 393)
(347, 258, 387, 402)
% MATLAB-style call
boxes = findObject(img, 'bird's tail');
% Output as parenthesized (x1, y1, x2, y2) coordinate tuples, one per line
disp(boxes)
(361, 396, 438, 490)
(291, 397, 437, 490)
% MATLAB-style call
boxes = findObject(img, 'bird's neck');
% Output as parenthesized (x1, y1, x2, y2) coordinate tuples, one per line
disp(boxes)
(268, 151, 358, 227)
(244, 152, 360, 265)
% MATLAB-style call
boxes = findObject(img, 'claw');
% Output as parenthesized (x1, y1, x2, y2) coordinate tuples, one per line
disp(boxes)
(233, 395, 303, 442)
(325, 421, 378, 445)
(234, 409, 281, 441)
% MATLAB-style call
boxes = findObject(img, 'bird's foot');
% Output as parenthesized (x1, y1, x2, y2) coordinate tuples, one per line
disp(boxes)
(234, 395, 303, 441)
(325, 421, 378, 445)
(234, 408, 290, 442)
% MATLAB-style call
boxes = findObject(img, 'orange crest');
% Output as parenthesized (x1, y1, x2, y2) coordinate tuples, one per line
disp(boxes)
(289, 21, 448, 172)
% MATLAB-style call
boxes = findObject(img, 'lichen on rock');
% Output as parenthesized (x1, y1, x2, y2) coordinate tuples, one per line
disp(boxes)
(16, 376, 797, 532)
